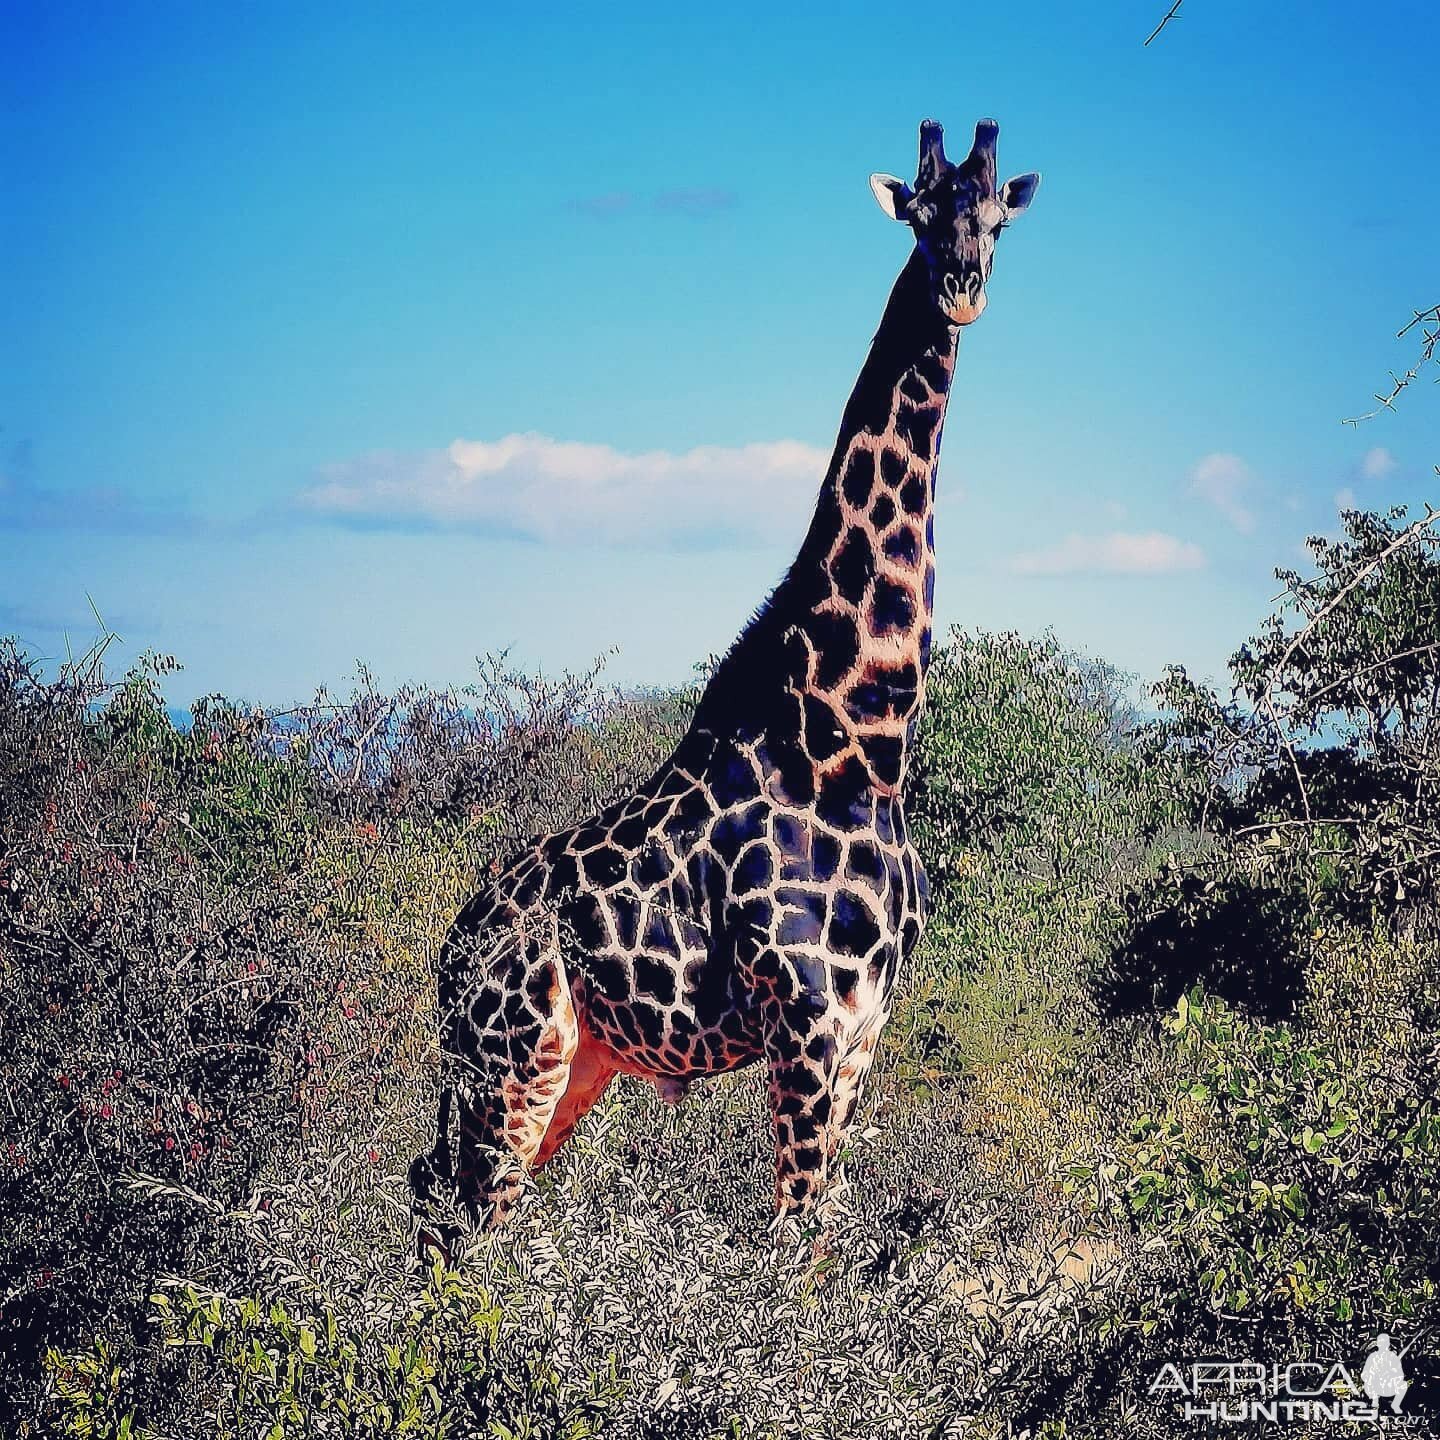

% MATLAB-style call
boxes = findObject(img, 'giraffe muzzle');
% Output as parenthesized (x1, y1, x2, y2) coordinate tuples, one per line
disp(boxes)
(941, 270, 987, 326)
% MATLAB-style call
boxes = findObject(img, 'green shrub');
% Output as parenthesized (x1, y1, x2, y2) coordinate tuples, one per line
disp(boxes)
(1074, 931, 1439, 1334)
(46, 1268, 627, 1440)
(895, 629, 1183, 1090)
(909, 629, 1175, 896)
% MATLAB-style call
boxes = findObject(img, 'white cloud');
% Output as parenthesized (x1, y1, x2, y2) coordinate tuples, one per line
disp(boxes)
(1334, 486, 1356, 511)
(299, 432, 829, 547)
(1360, 446, 1396, 480)
(1011, 531, 1206, 577)
(1188, 452, 1255, 533)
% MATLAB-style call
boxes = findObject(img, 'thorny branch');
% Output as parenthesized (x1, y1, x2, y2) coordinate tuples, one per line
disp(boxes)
(1259, 507, 1439, 821)
(1343, 304, 1440, 425)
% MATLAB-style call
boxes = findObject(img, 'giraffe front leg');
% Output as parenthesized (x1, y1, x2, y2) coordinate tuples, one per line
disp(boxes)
(767, 1012, 889, 1219)
(763, 987, 844, 1216)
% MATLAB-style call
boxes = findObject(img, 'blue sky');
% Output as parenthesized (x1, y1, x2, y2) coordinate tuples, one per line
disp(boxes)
(3, 0, 1437, 707)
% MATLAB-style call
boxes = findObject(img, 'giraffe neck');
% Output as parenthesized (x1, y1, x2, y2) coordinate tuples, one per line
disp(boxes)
(694, 247, 957, 791)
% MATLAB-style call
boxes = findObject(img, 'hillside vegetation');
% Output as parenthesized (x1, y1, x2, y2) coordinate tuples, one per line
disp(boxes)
(3, 505, 1437, 1438)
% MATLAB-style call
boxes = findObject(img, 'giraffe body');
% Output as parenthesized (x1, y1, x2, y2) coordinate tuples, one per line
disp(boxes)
(413, 117, 1039, 1229)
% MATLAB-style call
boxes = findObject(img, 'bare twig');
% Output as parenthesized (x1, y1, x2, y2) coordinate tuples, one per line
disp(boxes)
(1144, 1, 1185, 46)
(1264, 688, 1312, 819)
(348, 701, 395, 786)
(1232, 817, 1368, 837)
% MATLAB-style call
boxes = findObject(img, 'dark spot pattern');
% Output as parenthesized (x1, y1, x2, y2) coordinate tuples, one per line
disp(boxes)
(884, 527, 920, 566)
(832, 531, 874, 605)
(870, 578, 915, 635)
(900, 473, 927, 517)
(896, 402, 934, 462)
(817, 757, 873, 832)
(830, 893, 882, 959)
(811, 612, 860, 690)
(841, 451, 876, 509)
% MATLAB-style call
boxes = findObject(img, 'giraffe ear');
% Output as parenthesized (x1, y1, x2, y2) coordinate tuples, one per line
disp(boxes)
(999, 172, 1041, 217)
(869, 173, 914, 222)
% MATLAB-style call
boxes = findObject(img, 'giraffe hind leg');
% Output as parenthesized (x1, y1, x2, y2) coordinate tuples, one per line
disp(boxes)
(446, 920, 578, 1229)
(532, 1026, 618, 1171)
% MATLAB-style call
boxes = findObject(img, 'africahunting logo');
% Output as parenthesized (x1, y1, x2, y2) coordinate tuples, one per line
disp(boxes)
(1147, 1333, 1424, 1424)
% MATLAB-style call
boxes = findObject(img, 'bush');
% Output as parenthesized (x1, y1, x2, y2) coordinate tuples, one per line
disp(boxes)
(1062, 931, 1440, 1426)
(1146, 506, 1440, 930)
(909, 629, 1180, 897)
(0, 638, 684, 1431)
(0, 642, 321, 1423)
(894, 629, 1183, 1090)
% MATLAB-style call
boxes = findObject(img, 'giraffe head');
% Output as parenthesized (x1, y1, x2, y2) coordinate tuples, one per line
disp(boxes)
(869, 117, 1039, 326)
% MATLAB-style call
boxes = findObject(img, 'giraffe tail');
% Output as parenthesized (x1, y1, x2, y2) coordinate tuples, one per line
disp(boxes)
(408, 1085, 453, 1206)
(409, 1086, 463, 1265)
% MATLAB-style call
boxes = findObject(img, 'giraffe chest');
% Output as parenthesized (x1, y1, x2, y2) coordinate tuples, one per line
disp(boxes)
(560, 877, 767, 1079)
(597, 817, 917, 1073)
(475, 738, 927, 1082)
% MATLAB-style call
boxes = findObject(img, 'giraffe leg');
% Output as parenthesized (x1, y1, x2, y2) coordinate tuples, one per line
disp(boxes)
(762, 989, 845, 1216)
(447, 923, 578, 1229)
(825, 1008, 888, 1167)
(758, 937, 896, 1217)
(532, 1025, 618, 1170)
(409, 1085, 454, 1205)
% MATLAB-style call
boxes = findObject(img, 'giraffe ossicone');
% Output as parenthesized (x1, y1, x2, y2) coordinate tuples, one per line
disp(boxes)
(411, 116, 1040, 1237)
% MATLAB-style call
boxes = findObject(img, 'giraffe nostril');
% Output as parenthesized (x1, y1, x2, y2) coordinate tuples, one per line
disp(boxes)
(941, 272, 961, 304)
(966, 271, 983, 302)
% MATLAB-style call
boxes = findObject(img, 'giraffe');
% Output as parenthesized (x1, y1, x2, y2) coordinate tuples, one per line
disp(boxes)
(411, 117, 1039, 1233)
